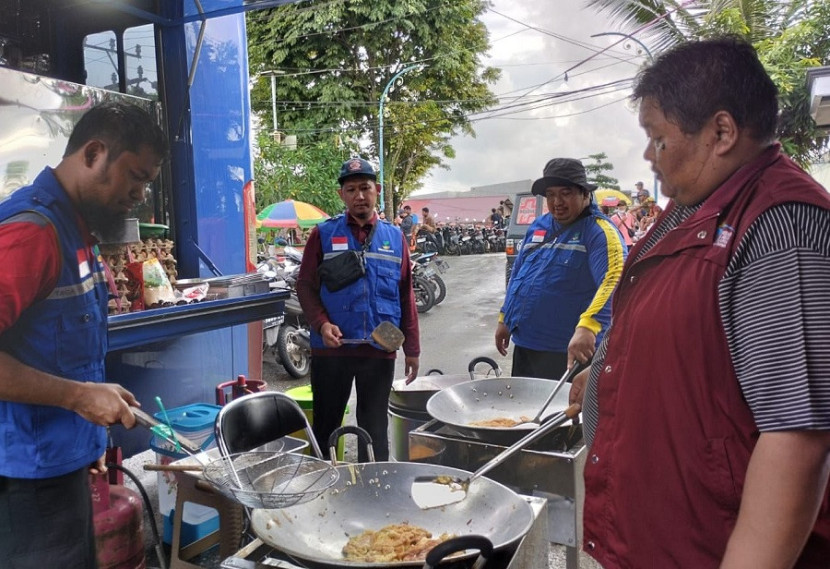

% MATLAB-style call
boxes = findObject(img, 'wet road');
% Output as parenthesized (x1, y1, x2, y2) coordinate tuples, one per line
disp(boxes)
(263, 252, 513, 392)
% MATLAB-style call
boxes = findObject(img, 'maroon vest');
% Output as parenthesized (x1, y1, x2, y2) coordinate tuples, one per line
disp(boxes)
(584, 146, 830, 568)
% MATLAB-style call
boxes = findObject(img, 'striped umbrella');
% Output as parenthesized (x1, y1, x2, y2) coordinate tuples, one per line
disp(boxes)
(257, 199, 330, 229)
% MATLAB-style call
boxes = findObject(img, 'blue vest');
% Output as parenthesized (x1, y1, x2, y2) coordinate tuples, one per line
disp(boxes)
(0, 168, 108, 478)
(311, 215, 403, 350)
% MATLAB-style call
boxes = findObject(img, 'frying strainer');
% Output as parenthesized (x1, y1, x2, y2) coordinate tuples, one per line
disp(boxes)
(202, 451, 339, 509)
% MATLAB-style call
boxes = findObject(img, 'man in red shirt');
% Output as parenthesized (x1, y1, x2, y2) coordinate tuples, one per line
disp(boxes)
(297, 158, 419, 462)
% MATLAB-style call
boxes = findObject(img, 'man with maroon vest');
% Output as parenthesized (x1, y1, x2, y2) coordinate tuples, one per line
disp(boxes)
(571, 38, 830, 568)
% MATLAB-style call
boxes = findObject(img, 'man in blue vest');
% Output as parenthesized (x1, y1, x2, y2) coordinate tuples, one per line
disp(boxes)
(0, 102, 167, 567)
(496, 158, 627, 379)
(297, 158, 420, 462)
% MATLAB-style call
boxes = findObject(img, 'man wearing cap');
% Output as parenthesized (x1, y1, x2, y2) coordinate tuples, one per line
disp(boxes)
(495, 158, 626, 378)
(297, 157, 419, 462)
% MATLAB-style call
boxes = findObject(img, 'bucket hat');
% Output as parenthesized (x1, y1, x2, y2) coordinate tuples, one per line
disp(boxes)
(531, 158, 597, 196)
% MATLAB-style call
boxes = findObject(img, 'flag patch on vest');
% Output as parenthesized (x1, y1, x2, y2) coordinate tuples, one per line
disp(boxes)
(531, 230, 545, 243)
(77, 248, 90, 278)
(331, 236, 348, 251)
(714, 224, 734, 248)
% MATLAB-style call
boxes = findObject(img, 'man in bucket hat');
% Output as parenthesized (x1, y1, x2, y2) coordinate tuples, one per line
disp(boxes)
(495, 157, 627, 379)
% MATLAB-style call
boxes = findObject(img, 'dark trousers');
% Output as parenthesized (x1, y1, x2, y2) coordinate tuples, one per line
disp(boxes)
(0, 467, 98, 569)
(310, 356, 395, 462)
(511, 345, 569, 380)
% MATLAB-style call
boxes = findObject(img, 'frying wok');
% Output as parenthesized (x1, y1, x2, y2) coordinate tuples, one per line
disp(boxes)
(250, 461, 534, 568)
(426, 377, 573, 446)
(389, 356, 501, 412)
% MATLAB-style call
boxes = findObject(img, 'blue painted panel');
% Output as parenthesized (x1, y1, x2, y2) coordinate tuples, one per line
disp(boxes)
(187, 14, 252, 277)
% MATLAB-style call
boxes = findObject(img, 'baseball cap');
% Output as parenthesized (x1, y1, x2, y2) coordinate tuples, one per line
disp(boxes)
(531, 158, 597, 196)
(338, 157, 376, 185)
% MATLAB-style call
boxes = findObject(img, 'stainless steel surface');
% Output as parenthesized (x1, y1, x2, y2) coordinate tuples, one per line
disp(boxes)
(411, 404, 581, 509)
(409, 421, 587, 569)
(249, 461, 535, 567)
(425, 376, 573, 445)
(516, 362, 587, 427)
(0, 67, 155, 200)
(388, 405, 430, 462)
(389, 355, 501, 413)
(225, 496, 549, 569)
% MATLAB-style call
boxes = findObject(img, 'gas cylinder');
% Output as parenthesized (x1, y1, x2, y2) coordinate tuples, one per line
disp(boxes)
(91, 460, 146, 569)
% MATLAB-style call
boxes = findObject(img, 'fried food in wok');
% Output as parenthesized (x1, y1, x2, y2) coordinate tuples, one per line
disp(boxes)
(342, 523, 455, 562)
(469, 416, 531, 428)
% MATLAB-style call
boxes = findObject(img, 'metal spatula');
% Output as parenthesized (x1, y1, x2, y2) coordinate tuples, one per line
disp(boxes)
(411, 403, 581, 509)
(131, 406, 204, 456)
(339, 321, 405, 352)
(510, 359, 588, 428)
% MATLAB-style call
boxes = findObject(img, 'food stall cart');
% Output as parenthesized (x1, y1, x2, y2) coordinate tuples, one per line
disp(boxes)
(0, 0, 293, 455)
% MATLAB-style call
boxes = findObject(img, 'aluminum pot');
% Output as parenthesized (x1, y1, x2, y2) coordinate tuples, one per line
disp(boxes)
(249, 461, 533, 568)
(425, 376, 573, 446)
(389, 356, 501, 413)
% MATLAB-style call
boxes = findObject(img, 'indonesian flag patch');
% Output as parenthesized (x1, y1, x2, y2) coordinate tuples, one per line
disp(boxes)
(77, 248, 91, 278)
(531, 230, 546, 243)
(331, 236, 349, 251)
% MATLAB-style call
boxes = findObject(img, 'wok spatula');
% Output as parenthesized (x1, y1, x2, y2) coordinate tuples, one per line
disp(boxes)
(511, 359, 588, 428)
(411, 403, 581, 509)
(339, 321, 405, 352)
(131, 406, 204, 455)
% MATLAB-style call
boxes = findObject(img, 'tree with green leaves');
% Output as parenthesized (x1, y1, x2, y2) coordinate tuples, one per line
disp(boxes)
(587, 0, 830, 166)
(246, 0, 500, 217)
(253, 132, 352, 215)
(584, 152, 620, 190)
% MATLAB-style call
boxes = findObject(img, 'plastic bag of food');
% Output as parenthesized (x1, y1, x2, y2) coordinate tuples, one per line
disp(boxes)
(125, 257, 177, 309)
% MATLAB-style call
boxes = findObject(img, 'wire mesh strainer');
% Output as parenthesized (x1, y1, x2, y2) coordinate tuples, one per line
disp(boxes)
(202, 451, 339, 509)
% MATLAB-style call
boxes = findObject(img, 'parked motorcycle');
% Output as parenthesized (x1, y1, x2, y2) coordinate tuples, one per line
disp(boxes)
(412, 252, 448, 305)
(258, 248, 310, 379)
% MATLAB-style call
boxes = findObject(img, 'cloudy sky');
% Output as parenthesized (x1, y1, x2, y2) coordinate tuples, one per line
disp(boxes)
(421, 0, 665, 205)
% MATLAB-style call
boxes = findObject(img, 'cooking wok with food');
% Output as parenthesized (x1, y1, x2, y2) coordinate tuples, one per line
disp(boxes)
(425, 372, 582, 446)
(250, 461, 534, 568)
(389, 356, 501, 412)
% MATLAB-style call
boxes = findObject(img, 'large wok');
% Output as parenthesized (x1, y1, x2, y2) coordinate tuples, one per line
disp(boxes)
(389, 357, 501, 413)
(250, 461, 534, 568)
(426, 377, 573, 446)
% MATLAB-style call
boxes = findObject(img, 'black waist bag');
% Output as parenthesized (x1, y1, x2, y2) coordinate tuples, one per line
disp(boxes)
(318, 250, 365, 292)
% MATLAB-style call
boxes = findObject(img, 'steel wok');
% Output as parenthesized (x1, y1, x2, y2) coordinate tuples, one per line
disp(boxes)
(389, 357, 501, 413)
(250, 461, 534, 568)
(426, 377, 573, 446)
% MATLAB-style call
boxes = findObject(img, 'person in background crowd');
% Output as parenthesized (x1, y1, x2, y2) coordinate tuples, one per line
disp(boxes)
(406, 204, 419, 225)
(297, 158, 419, 462)
(495, 157, 627, 379)
(609, 199, 637, 247)
(633, 180, 648, 205)
(421, 207, 436, 233)
(571, 37, 830, 568)
(489, 207, 504, 228)
(0, 102, 167, 568)
(397, 206, 415, 242)
(501, 197, 513, 217)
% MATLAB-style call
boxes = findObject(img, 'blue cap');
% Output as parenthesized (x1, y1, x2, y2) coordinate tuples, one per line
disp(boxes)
(338, 157, 376, 185)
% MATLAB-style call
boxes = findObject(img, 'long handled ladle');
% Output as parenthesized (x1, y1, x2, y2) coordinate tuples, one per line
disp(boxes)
(510, 359, 588, 428)
(411, 402, 581, 509)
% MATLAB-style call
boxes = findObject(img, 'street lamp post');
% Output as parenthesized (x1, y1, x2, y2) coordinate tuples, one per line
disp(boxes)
(260, 70, 285, 137)
(590, 32, 659, 204)
(378, 64, 422, 212)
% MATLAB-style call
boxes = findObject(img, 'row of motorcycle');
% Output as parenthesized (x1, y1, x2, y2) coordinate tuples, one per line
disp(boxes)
(258, 246, 450, 379)
(413, 225, 506, 256)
